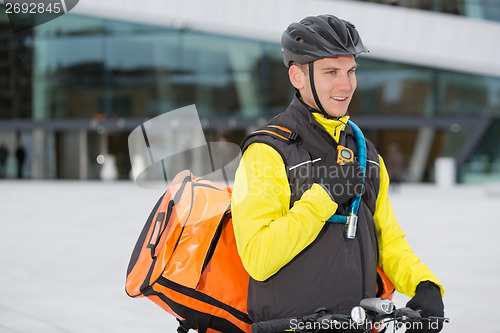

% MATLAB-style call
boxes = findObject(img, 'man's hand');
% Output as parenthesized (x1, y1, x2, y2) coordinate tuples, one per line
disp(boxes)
(314, 150, 364, 205)
(406, 281, 445, 333)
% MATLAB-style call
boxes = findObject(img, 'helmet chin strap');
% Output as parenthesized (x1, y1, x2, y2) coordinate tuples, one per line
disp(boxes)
(308, 62, 332, 119)
(307, 62, 349, 121)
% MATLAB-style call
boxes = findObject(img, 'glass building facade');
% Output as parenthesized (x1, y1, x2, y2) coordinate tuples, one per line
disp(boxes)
(358, 0, 500, 22)
(0, 7, 499, 183)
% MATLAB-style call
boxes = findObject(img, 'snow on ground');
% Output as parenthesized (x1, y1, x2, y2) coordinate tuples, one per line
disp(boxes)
(0, 180, 499, 332)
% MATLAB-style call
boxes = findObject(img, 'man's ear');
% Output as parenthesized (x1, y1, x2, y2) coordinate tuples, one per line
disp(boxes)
(288, 64, 306, 90)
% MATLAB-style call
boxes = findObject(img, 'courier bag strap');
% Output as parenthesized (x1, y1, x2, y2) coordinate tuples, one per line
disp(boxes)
(195, 313, 211, 333)
(241, 124, 329, 160)
(176, 313, 211, 333)
(240, 125, 301, 150)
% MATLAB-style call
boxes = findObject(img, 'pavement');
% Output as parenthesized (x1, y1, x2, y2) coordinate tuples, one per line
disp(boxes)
(1, 180, 499, 332)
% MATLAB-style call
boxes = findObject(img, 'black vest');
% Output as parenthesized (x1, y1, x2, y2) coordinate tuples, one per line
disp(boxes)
(241, 96, 381, 322)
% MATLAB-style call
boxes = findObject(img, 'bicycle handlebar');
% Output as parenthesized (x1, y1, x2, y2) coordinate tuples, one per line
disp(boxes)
(251, 299, 449, 333)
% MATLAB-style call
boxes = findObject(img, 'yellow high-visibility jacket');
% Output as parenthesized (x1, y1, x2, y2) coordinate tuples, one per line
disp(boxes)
(231, 113, 444, 298)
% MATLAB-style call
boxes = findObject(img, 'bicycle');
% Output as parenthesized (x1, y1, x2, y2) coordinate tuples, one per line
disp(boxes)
(251, 297, 450, 333)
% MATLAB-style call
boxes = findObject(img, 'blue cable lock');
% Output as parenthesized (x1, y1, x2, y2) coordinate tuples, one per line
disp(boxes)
(326, 120, 366, 239)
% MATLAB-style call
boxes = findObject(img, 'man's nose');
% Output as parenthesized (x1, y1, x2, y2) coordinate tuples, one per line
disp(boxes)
(337, 73, 353, 91)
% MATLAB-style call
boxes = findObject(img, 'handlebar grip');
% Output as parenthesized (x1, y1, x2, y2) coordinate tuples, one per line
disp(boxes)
(251, 317, 296, 333)
(395, 307, 422, 320)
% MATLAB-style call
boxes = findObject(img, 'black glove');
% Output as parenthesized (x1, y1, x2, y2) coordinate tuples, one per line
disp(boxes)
(314, 150, 364, 205)
(406, 281, 445, 333)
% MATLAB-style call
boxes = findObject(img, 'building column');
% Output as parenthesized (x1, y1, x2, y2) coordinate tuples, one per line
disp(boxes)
(229, 48, 261, 118)
(79, 130, 88, 180)
(407, 127, 435, 182)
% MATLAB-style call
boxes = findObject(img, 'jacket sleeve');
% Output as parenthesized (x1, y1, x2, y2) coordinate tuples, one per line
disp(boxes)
(374, 156, 444, 297)
(231, 142, 338, 281)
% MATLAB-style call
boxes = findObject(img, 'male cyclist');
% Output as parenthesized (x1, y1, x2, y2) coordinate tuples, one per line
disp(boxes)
(231, 14, 445, 333)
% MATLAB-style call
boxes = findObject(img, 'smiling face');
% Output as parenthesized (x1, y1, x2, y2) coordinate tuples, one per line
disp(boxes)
(289, 55, 358, 118)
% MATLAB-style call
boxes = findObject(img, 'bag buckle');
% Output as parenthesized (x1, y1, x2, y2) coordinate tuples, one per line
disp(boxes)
(288, 131, 300, 142)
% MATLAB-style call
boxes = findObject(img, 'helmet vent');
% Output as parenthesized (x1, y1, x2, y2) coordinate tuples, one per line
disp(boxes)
(316, 30, 329, 42)
(330, 19, 348, 45)
(347, 25, 360, 45)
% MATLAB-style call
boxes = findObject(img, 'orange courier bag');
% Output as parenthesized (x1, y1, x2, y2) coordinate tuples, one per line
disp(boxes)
(126, 170, 251, 333)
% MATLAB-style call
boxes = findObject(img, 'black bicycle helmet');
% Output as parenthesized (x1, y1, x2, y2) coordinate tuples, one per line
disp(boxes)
(281, 14, 368, 67)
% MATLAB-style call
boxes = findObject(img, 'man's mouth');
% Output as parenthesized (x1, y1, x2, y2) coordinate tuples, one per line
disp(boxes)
(331, 97, 348, 102)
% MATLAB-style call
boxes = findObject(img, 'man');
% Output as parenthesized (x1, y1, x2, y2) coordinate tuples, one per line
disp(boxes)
(15, 141, 26, 179)
(231, 14, 444, 332)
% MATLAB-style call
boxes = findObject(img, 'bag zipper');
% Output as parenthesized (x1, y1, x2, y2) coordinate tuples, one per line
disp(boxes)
(200, 211, 229, 273)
